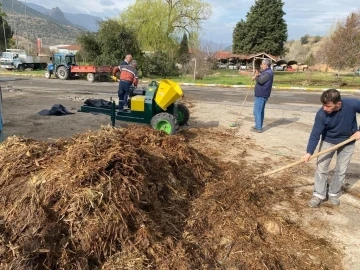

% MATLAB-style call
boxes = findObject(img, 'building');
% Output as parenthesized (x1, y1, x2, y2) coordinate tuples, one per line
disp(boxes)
(49, 45, 81, 54)
(213, 51, 280, 70)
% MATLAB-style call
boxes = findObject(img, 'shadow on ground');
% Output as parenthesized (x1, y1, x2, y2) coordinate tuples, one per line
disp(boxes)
(264, 117, 300, 131)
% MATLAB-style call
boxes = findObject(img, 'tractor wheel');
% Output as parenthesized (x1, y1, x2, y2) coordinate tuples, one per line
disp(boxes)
(87, 73, 95, 82)
(57, 66, 69, 80)
(18, 64, 25, 71)
(45, 71, 51, 79)
(177, 103, 190, 126)
(151, 112, 178, 135)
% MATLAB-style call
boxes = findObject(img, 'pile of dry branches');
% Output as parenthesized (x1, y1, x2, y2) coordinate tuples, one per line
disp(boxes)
(0, 126, 343, 269)
(0, 126, 215, 269)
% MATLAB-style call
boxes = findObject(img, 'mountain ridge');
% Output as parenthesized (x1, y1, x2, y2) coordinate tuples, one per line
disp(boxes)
(25, 2, 102, 32)
(1, 0, 85, 48)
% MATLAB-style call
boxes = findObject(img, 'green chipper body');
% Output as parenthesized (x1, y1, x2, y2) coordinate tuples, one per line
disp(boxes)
(78, 80, 190, 135)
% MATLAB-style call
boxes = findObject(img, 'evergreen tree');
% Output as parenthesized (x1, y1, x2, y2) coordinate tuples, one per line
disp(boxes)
(300, 34, 309, 44)
(232, 0, 287, 56)
(232, 20, 247, 54)
(77, 19, 142, 66)
(178, 33, 190, 64)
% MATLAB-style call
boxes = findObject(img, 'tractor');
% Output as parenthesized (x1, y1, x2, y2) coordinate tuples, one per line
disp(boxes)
(79, 79, 190, 135)
(45, 53, 77, 80)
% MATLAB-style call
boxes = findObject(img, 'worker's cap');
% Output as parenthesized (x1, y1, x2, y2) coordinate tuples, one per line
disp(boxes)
(131, 60, 138, 66)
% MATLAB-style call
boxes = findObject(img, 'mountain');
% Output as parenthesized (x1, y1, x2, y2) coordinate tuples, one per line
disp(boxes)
(47, 7, 74, 27)
(63, 13, 102, 32)
(25, 2, 102, 32)
(1, 0, 85, 47)
(200, 40, 231, 53)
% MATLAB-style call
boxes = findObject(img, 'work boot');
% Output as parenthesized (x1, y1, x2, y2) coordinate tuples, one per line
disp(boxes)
(308, 196, 322, 208)
(250, 127, 262, 133)
(328, 196, 340, 206)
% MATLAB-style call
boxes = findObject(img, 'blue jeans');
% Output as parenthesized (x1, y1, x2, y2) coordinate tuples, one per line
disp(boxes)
(118, 80, 132, 110)
(253, 96, 268, 130)
(313, 141, 355, 199)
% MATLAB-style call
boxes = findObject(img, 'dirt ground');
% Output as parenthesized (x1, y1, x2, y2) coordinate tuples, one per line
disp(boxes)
(1, 77, 360, 269)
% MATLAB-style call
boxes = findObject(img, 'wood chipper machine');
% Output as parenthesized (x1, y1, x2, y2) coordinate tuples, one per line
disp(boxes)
(78, 80, 190, 135)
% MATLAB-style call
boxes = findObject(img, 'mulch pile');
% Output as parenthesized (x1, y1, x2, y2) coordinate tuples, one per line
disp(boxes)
(0, 126, 342, 269)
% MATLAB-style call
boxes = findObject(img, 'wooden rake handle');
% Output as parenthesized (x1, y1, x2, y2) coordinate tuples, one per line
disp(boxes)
(259, 137, 356, 177)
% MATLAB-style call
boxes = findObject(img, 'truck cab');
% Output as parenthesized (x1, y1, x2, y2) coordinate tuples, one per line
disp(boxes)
(0, 50, 26, 70)
(45, 53, 77, 79)
(0, 49, 49, 70)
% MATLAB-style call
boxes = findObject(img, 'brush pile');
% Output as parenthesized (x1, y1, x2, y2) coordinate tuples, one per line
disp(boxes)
(0, 126, 215, 269)
(0, 126, 343, 269)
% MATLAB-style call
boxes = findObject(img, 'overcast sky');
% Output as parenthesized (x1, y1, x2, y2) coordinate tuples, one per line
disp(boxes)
(26, 0, 359, 43)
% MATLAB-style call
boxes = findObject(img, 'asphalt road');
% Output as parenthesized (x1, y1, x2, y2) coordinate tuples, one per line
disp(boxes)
(1, 75, 360, 107)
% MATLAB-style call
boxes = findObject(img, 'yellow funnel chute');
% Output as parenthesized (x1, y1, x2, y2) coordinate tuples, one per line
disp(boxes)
(155, 79, 184, 110)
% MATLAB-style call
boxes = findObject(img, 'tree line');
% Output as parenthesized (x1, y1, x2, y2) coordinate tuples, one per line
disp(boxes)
(77, 0, 211, 76)
(1, 0, 360, 74)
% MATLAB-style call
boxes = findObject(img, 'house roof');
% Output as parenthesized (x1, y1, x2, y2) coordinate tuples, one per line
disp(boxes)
(213, 51, 251, 60)
(248, 52, 279, 61)
(57, 45, 81, 50)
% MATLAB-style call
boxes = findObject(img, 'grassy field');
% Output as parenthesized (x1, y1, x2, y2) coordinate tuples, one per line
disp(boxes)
(1, 68, 360, 89)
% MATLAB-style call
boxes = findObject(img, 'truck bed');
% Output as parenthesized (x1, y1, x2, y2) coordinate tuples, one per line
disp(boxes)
(71, 65, 113, 73)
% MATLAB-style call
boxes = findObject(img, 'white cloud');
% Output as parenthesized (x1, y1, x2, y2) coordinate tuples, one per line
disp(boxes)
(26, 0, 360, 42)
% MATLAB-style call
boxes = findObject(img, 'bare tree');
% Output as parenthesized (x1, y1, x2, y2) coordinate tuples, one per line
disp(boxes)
(286, 40, 309, 62)
(325, 11, 360, 71)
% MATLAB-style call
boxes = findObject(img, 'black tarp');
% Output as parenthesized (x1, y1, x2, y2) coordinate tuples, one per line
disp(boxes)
(84, 99, 112, 107)
(39, 104, 75, 116)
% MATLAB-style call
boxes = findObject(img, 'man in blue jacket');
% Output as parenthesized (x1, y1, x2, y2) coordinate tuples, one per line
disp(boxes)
(302, 89, 360, 207)
(251, 58, 274, 133)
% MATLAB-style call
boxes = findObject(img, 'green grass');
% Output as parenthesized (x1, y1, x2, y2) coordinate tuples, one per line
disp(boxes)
(147, 69, 360, 89)
(1, 68, 360, 89)
(0, 69, 45, 77)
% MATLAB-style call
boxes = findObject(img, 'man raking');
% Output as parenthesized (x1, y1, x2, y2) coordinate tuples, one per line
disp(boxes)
(302, 89, 360, 208)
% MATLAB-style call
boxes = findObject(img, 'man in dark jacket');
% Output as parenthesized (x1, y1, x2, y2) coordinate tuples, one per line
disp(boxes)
(251, 58, 274, 133)
(302, 89, 360, 207)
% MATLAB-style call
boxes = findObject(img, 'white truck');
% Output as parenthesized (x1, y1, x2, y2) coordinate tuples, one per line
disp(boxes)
(0, 49, 50, 71)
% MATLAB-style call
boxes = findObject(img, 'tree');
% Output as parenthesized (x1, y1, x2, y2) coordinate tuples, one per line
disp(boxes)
(300, 34, 309, 45)
(286, 40, 309, 62)
(232, 20, 247, 54)
(178, 33, 190, 64)
(119, 0, 212, 52)
(324, 11, 360, 71)
(313, 35, 322, 43)
(0, 5, 13, 51)
(232, 0, 287, 56)
(142, 51, 179, 77)
(77, 19, 142, 66)
(304, 53, 315, 66)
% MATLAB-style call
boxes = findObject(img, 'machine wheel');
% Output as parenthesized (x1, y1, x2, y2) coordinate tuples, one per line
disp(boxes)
(177, 103, 190, 126)
(87, 73, 95, 82)
(18, 64, 25, 71)
(45, 71, 51, 79)
(57, 66, 69, 80)
(151, 113, 178, 135)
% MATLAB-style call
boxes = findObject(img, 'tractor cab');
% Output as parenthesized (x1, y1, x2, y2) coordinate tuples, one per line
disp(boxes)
(45, 53, 77, 79)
